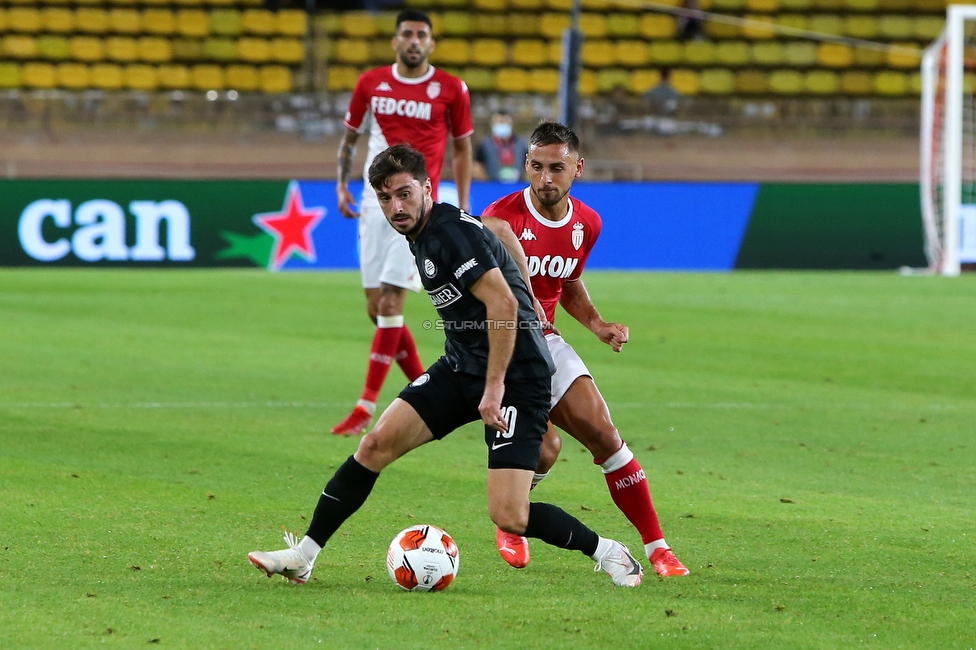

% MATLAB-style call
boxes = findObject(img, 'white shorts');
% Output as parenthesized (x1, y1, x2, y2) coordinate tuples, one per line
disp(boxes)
(546, 333, 591, 408)
(358, 201, 422, 291)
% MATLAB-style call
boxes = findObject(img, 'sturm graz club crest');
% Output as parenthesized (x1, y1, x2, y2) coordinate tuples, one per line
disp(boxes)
(423, 258, 436, 277)
(572, 222, 584, 251)
(427, 81, 441, 99)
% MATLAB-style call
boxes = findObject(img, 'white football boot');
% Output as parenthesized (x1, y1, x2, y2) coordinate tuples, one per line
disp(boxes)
(592, 539, 644, 587)
(248, 531, 314, 585)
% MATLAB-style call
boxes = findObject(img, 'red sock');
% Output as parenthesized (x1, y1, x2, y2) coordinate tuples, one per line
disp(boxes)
(361, 316, 404, 403)
(394, 324, 425, 381)
(599, 444, 664, 544)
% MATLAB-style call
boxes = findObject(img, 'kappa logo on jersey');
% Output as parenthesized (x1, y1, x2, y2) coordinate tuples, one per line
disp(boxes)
(519, 228, 536, 241)
(527, 255, 580, 279)
(423, 258, 437, 277)
(427, 81, 441, 99)
(370, 96, 432, 121)
(427, 282, 463, 309)
(454, 257, 478, 279)
(375, 82, 392, 92)
(572, 222, 584, 251)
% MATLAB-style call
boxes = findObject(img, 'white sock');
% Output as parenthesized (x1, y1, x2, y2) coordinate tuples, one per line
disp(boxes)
(356, 399, 376, 415)
(645, 539, 669, 558)
(599, 442, 634, 474)
(530, 471, 548, 490)
(299, 535, 322, 563)
(589, 537, 613, 562)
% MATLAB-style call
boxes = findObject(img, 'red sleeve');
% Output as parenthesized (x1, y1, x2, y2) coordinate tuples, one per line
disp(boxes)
(344, 72, 371, 132)
(448, 78, 474, 140)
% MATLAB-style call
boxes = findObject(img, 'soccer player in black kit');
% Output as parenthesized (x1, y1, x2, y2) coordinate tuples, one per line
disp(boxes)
(248, 144, 644, 588)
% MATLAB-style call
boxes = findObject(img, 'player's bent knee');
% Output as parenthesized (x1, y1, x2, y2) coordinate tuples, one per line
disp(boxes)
(488, 503, 529, 535)
(355, 431, 394, 471)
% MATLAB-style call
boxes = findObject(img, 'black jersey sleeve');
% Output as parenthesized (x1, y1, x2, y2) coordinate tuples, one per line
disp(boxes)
(432, 215, 499, 291)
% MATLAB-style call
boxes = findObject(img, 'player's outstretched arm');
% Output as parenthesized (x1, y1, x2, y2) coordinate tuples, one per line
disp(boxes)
(336, 128, 362, 218)
(560, 279, 629, 352)
(469, 268, 518, 432)
(452, 136, 473, 213)
(481, 216, 552, 330)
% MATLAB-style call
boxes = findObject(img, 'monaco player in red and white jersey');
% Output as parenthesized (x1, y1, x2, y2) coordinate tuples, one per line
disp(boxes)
(332, 10, 474, 436)
(482, 122, 690, 578)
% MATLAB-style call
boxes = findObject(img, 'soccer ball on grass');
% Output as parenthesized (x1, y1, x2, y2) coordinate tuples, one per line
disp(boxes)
(386, 524, 459, 592)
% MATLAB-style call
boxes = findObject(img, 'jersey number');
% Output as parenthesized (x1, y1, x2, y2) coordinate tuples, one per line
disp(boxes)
(497, 405, 518, 440)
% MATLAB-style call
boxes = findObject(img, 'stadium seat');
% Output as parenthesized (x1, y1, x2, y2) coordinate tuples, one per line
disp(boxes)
(226, 64, 259, 91)
(326, 65, 358, 92)
(650, 41, 683, 65)
(461, 66, 495, 92)
(0, 9, 6, 34)
(776, 14, 808, 33)
(106, 37, 138, 62)
(142, 10, 176, 36)
(805, 69, 840, 94)
(495, 67, 530, 92)
(705, 20, 741, 40)
(911, 0, 944, 11)
(670, 68, 700, 95)
(579, 68, 598, 96)
(807, 14, 844, 36)
(818, 42, 853, 67)
(699, 68, 735, 94)
(735, 69, 769, 93)
(271, 38, 304, 65)
(641, 14, 678, 39)
(506, 13, 541, 37)
(875, 70, 907, 95)
(177, 10, 209, 38)
(547, 40, 563, 65)
(441, 11, 475, 36)
(157, 64, 190, 90)
(844, 15, 878, 39)
(629, 69, 661, 94)
(370, 39, 392, 63)
(0, 63, 17, 90)
(768, 69, 803, 94)
(174, 0, 205, 6)
(853, 46, 885, 67)
(171, 38, 204, 61)
(37, 36, 70, 61)
(433, 38, 471, 65)
(210, 10, 242, 37)
(242, 9, 276, 36)
(339, 11, 377, 38)
(41, 8, 74, 34)
(90, 63, 124, 90)
(334, 38, 370, 64)
(845, 0, 880, 10)
(597, 68, 630, 93)
(511, 0, 546, 9)
(56, 63, 89, 90)
(615, 40, 651, 66)
(237, 37, 271, 63)
(584, 0, 613, 9)
(783, 41, 817, 66)
(716, 40, 751, 66)
(75, 8, 109, 34)
(124, 64, 158, 90)
(746, 0, 780, 11)
(539, 13, 570, 39)
(109, 9, 140, 35)
(915, 16, 944, 41)
(138, 37, 172, 63)
(741, 15, 776, 39)
(191, 64, 224, 90)
(878, 0, 910, 10)
(23, 63, 56, 89)
(712, 0, 746, 9)
(839, 70, 873, 94)
(471, 39, 508, 66)
(580, 14, 607, 38)
(529, 67, 560, 93)
(69, 36, 103, 62)
(887, 42, 922, 68)
(475, 0, 508, 10)
(510, 39, 548, 67)
(546, 0, 572, 9)
(3, 35, 37, 60)
(583, 40, 615, 67)
(879, 15, 913, 39)
(259, 65, 292, 93)
(684, 40, 717, 65)
(8, 8, 41, 33)
(203, 37, 236, 62)
(751, 41, 784, 65)
(607, 14, 640, 38)
(475, 13, 508, 36)
(276, 10, 307, 37)
(812, 0, 845, 9)
(908, 71, 922, 95)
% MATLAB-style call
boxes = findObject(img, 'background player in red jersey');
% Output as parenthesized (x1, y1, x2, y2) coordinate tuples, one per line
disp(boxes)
(482, 122, 690, 577)
(332, 10, 474, 436)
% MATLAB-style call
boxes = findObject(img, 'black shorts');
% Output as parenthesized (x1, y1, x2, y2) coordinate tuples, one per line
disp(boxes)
(398, 357, 551, 471)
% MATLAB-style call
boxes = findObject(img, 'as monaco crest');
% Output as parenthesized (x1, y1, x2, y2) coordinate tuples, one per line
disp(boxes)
(427, 81, 441, 99)
(572, 222, 584, 250)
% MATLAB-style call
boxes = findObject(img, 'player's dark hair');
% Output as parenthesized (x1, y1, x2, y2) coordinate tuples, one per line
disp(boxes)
(368, 144, 430, 190)
(395, 10, 433, 31)
(529, 121, 580, 155)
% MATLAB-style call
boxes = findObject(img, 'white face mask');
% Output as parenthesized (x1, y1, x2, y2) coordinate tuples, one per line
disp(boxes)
(492, 122, 512, 140)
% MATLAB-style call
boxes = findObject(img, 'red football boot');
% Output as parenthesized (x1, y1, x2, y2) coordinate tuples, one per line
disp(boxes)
(495, 527, 530, 568)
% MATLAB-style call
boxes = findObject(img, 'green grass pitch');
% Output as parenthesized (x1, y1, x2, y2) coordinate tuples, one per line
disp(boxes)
(1, 269, 974, 649)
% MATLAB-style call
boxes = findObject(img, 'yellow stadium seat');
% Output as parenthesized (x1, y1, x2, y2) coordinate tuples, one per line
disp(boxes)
(597, 68, 630, 93)
(908, 71, 922, 95)
(768, 69, 803, 94)
(138, 37, 172, 63)
(69, 36, 103, 62)
(23, 63, 56, 89)
(751, 41, 783, 65)
(507, 13, 541, 37)
(705, 21, 741, 40)
(259, 65, 292, 93)
(0, 63, 19, 89)
(875, 70, 907, 95)
(208, 0, 236, 6)
(805, 69, 839, 94)
(277, 10, 307, 37)
(475, 0, 508, 9)
(75, 8, 109, 34)
(91, 63, 123, 90)
(171, 38, 203, 61)
(316, 13, 341, 36)
(238, 37, 271, 63)
(684, 40, 717, 65)
(529, 67, 560, 93)
(547, 40, 563, 65)
(271, 38, 304, 65)
(510, 39, 548, 66)
(42, 8, 74, 34)
(844, 15, 878, 39)
(615, 40, 650, 66)
(746, 0, 780, 11)
(37, 36, 70, 61)
(539, 13, 570, 39)
(783, 41, 817, 66)
(578, 68, 598, 96)
(210, 10, 242, 37)
(496, 67, 530, 93)
(157, 65, 190, 89)
(109, 9, 140, 35)
(369, 39, 392, 63)
(699, 68, 735, 94)
(546, 0, 572, 9)
(191, 64, 224, 90)
(177, 10, 209, 38)
(471, 39, 508, 66)
(143, 10, 176, 36)
(8, 8, 41, 33)
(853, 47, 885, 67)
(433, 38, 471, 65)
(204, 38, 236, 62)
(441, 11, 475, 36)
(818, 42, 853, 67)
(125, 64, 158, 90)
(742, 15, 776, 39)
(461, 66, 496, 92)
(0, 9, 6, 33)
(712, 0, 745, 8)
(776, 14, 808, 33)
(334, 38, 369, 64)
(915, 16, 944, 41)
(174, 0, 204, 5)
(845, 0, 879, 9)
(650, 41, 683, 65)
(475, 13, 509, 36)
(582, 41, 615, 67)
(735, 69, 769, 93)
(911, 0, 943, 11)
(326, 65, 359, 92)
(716, 40, 750, 66)
(340, 11, 376, 38)
(511, 0, 546, 9)
(670, 68, 700, 95)
(580, 14, 607, 38)
(607, 14, 639, 38)
(629, 69, 661, 94)
(106, 37, 138, 62)
(807, 15, 843, 36)
(4, 35, 37, 59)
(56, 63, 89, 90)
(812, 0, 844, 9)
(641, 14, 677, 39)
(374, 11, 399, 37)
(840, 70, 873, 94)
(887, 42, 922, 68)
(879, 15, 913, 39)
(226, 65, 259, 91)
(584, 0, 612, 9)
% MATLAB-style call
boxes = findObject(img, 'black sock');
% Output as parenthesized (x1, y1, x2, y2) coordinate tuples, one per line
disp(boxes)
(522, 502, 600, 557)
(305, 455, 379, 547)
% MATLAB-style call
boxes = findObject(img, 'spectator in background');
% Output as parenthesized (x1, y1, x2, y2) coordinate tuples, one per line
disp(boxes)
(677, 0, 705, 41)
(643, 69, 681, 114)
(474, 110, 529, 184)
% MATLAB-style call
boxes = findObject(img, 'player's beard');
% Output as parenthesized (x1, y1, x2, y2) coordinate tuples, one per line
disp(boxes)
(399, 48, 427, 70)
(401, 199, 431, 239)
(532, 185, 568, 208)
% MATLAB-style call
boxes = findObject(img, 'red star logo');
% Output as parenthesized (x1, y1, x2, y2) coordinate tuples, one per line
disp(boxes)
(252, 182, 326, 270)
